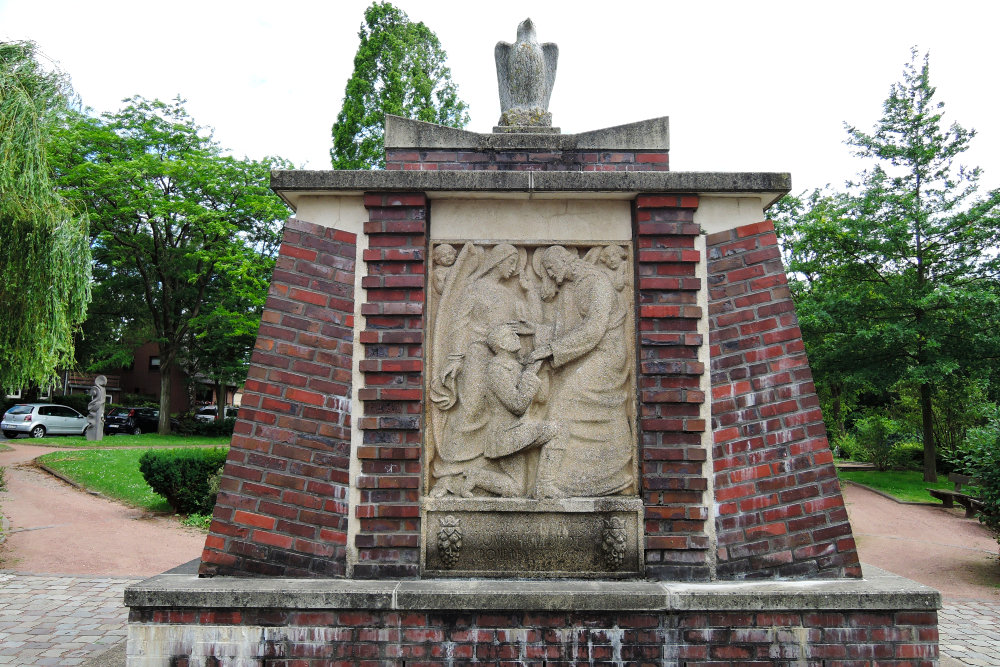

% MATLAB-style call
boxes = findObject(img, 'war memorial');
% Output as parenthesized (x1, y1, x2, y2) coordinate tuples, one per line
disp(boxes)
(124, 20, 941, 666)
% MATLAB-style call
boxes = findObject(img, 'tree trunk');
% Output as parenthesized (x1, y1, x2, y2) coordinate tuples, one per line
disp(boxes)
(921, 382, 937, 482)
(158, 360, 173, 435)
(214, 379, 224, 422)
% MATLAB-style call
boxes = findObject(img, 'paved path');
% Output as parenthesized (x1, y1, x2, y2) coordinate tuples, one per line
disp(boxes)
(2, 442, 1000, 665)
(0, 572, 138, 666)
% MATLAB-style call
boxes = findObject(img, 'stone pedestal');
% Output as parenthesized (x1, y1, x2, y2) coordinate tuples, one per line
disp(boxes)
(125, 566, 939, 664)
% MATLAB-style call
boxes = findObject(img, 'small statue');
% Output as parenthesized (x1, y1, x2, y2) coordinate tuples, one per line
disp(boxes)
(495, 18, 558, 128)
(86, 375, 107, 441)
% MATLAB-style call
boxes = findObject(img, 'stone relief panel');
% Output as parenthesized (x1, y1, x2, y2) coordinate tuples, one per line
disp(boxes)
(426, 241, 637, 499)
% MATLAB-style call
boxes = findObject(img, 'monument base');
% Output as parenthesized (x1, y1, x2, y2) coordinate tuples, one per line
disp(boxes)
(422, 496, 644, 578)
(125, 566, 940, 665)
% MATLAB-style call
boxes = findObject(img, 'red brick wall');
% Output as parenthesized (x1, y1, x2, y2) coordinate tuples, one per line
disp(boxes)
(130, 606, 939, 665)
(386, 149, 669, 171)
(634, 194, 711, 580)
(199, 219, 357, 577)
(354, 193, 427, 578)
(707, 220, 861, 579)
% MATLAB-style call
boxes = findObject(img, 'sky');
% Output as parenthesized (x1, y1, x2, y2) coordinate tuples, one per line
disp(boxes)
(2, 0, 999, 196)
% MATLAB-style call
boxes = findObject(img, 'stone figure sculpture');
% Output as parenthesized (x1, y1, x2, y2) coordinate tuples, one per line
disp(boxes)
(431, 243, 456, 295)
(427, 242, 635, 499)
(495, 18, 558, 127)
(86, 375, 107, 441)
(528, 246, 633, 497)
(460, 324, 564, 498)
(429, 243, 524, 497)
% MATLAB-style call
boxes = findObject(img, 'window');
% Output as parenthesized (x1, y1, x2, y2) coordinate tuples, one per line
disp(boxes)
(149, 356, 161, 371)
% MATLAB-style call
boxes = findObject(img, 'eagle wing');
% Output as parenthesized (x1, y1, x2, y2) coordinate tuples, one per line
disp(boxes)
(495, 41, 513, 112)
(541, 42, 559, 109)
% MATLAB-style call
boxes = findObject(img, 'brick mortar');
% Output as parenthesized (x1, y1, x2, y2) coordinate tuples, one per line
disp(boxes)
(200, 218, 357, 578)
(707, 220, 861, 580)
(634, 194, 710, 580)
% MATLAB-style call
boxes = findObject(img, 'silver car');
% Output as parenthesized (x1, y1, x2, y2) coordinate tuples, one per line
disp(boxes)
(1, 403, 89, 438)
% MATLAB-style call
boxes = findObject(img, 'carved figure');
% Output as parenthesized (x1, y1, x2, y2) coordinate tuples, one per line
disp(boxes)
(431, 243, 456, 295)
(460, 324, 563, 497)
(429, 243, 523, 496)
(529, 246, 633, 497)
(495, 19, 558, 127)
(426, 242, 635, 499)
(86, 375, 107, 441)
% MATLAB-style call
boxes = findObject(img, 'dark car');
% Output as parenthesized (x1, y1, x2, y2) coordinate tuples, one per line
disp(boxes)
(103, 407, 168, 435)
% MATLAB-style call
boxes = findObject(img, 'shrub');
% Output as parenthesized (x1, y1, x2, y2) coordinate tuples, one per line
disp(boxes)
(891, 440, 924, 470)
(832, 432, 861, 460)
(139, 448, 229, 515)
(855, 415, 899, 471)
(953, 430, 1000, 539)
(172, 415, 237, 437)
(951, 405, 1000, 539)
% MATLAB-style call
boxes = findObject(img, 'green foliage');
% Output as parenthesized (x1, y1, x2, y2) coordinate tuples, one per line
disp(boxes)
(774, 50, 1000, 482)
(837, 468, 952, 503)
(172, 415, 237, 437)
(0, 466, 6, 492)
(38, 448, 173, 512)
(855, 414, 900, 471)
(52, 96, 291, 432)
(950, 408, 1000, 538)
(832, 432, 861, 460)
(331, 1, 469, 169)
(138, 447, 229, 514)
(181, 513, 213, 531)
(0, 41, 91, 391)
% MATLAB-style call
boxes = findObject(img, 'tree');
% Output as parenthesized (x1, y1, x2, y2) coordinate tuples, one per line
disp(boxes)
(180, 239, 277, 421)
(53, 97, 290, 433)
(331, 1, 469, 169)
(776, 50, 1000, 481)
(0, 41, 91, 391)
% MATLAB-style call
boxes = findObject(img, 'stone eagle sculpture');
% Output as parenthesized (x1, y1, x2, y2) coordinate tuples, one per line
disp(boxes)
(495, 18, 558, 127)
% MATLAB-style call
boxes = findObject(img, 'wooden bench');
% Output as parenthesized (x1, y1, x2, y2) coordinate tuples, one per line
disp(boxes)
(927, 473, 985, 518)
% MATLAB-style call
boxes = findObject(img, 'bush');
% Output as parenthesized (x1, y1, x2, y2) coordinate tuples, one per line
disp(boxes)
(952, 416, 1000, 540)
(171, 415, 237, 437)
(832, 432, 861, 460)
(891, 440, 924, 470)
(855, 415, 900, 471)
(139, 448, 229, 514)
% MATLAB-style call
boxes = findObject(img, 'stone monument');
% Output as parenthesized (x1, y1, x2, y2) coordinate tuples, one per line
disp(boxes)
(85, 375, 106, 442)
(125, 20, 941, 666)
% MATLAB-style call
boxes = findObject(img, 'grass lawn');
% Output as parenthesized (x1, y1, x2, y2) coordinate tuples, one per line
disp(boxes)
(7, 433, 230, 448)
(36, 447, 226, 514)
(837, 468, 955, 503)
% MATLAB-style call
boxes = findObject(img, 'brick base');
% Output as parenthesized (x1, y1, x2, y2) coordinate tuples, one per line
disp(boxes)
(128, 607, 938, 666)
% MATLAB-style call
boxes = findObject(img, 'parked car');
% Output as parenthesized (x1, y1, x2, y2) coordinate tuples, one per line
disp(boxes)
(103, 406, 173, 435)
(193, 405, 238, 423)
(1, 403, 88, 438)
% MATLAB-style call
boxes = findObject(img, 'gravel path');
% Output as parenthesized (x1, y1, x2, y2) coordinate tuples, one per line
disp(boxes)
(0, 442, 204, 576)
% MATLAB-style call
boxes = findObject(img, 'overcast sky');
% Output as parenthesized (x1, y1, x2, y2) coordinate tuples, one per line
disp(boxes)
(2, 0, 998, 195)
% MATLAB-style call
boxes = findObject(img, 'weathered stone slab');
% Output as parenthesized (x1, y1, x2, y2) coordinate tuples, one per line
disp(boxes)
(422, 497, 643, 578)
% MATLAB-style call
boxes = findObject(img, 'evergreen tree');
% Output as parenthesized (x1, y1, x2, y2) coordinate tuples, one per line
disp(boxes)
(778, 50, 1000, 481)
(331, 1, 469, 169)
(0, 40, 91, 392)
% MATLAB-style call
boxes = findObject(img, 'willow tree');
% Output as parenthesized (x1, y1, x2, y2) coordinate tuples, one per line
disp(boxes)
(331, 1, 469, 169)
(0, 41, 91, 392)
